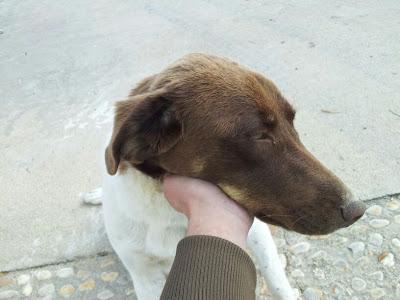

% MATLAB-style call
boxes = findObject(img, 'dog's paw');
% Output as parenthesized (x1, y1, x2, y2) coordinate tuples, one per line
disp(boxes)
(80, 187, 103, 205)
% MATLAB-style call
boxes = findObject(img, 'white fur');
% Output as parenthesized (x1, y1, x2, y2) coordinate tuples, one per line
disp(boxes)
(100, 167, 295, 300)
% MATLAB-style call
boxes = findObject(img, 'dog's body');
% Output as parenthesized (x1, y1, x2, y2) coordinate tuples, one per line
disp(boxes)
(101, 167, 295, 300)
(95, 53, 365, 300)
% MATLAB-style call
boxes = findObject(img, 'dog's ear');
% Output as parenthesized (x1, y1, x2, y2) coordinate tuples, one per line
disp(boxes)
(105, 88, 182, 175)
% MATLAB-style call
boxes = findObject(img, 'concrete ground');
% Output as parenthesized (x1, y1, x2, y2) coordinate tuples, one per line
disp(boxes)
(1, 0, 399, 298)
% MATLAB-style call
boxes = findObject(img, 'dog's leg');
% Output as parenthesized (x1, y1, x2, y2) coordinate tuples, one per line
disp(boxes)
(121, 254, 169, 300)
(248, 218, 296, 300)
(80, 187, 103, 205)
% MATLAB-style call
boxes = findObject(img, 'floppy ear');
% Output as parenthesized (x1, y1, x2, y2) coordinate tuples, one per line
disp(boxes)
(105, 89, 182, 175)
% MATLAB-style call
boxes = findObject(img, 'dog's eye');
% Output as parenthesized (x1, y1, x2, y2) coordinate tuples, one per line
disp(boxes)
(254, 132, 273, 141)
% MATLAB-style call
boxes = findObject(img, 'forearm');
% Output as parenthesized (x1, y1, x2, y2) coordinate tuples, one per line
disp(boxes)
(160, 235, 256, 300)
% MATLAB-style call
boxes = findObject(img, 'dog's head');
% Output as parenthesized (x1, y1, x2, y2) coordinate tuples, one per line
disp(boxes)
(105, 53, 365, 235)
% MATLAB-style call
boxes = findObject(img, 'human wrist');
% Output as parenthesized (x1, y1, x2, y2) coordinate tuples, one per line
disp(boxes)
(186, 211, 252, 249)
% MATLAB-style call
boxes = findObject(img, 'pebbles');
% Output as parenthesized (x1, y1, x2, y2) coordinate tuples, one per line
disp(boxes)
(351, 277, 366, 291)
(34, 270, 52, 281)
(79, 279, 96, 291)
(368, 233, 383, 247)
(38, 283, 55, 297)
(59, 284, 75, 297)
(369, 219, 390, 228)
(348, 241, 365, 255)
(392, 238, 400, 248)
(394, 215, 400, 224)
(386, 199, 400, 210)
(0, 196, 399, 300)
(0, 277, 14, 287)
(378, 252, 395, 267)
(0, 290, 19, 299)
(289, 242, 311, 254)
(303, 287, 323, 300)
(22, 284, 32, 296)
(17, 274, 30, 285)
(97, 289, 114, 300)
(368, 271, 384, 281)
(100, 271, 119, 282)
(366, 205, 382, 216)
(370, 288, 386, 299)
(56, 267, 74, 278)
(291, 269, 305, 278)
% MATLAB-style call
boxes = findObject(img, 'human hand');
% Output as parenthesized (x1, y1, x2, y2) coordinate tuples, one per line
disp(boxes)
(163, 175, 253, 249)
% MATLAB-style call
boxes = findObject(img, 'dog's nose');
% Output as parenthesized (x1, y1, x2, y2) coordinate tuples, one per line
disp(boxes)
(340, 201, 366, 223)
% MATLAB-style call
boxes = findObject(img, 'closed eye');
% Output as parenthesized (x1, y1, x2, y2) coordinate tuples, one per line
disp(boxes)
(254, 132, 273, 141)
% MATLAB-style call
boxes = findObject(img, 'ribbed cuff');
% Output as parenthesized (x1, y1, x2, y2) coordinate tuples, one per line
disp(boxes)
(160, 235, 256, 300)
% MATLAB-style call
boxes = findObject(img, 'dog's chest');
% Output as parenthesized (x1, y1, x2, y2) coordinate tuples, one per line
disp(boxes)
(102, 168, 187, 259)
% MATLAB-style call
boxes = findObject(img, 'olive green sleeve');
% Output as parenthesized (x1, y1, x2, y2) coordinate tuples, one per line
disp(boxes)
(160, 235, 256, 300)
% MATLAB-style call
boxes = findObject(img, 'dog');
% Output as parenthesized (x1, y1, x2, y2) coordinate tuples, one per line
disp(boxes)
(84, 53, 365, 299)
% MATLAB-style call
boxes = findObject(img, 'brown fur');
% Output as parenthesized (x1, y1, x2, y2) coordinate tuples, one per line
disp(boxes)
(105, 53, 363, 235)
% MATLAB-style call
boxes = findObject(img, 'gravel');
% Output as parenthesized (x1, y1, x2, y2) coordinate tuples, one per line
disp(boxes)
(0, 195, 399, 299)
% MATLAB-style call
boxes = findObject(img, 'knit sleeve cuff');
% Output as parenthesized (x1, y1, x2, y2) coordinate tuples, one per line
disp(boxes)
(160, 235, 256, 300)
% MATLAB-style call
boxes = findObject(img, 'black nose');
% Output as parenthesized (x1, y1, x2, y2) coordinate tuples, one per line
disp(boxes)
(340, 201, 366, 223)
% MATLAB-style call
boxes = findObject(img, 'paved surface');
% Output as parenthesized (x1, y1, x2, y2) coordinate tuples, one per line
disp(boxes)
(0, 0, 399, 294)
(1, 195, 399, 299)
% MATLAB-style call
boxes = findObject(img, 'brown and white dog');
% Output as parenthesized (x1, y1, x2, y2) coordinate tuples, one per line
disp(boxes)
(84, 54, 365, 299)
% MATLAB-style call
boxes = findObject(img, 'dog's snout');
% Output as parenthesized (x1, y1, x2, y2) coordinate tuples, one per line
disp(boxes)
(340, 201, 366, 223)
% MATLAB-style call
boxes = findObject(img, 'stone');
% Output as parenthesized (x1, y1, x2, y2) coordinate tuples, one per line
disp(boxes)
(126, 288, 135, 296)
(290, 242, 311, 254)
(0, 291, 19, 299)
(351, 277, 366, 291)
(355, 256, 370, 268)
(332, 283, 345, 297)
(370, 288, 386, 299)
(22, 284, 33, 296)
(368, 233, 384, 246)
(368, 271, 384, 281)
(17, 274, 30, 285)
(291, 269, 305, 278)
(303, 287, 323, 300)
(275, 238, 286, 248)
(366, 205, 382, 216)
(348, 241, 365, 255)
(333, 259, 350, 271)
(369, 219, 390, 228)
(100, 271, 119, 282)
(56, 267, 74, 278)
(285, 234, 299, 245)
(59, 284, 75, 297)
(38, 283, 55, 297)
(100, 259, 116, 268)
(292, 256, 303, 267)
(0, 277, 14, 287)
(34, 270, 52, 280)
(97, 289, 114, 300)
(79, 279, 96, 290)
(310, 250, 328, 260)
(309, 235, 328, 240)
(392, 238, 400, 248)
(386, 198, 400, 210)
(257, 277, 268, 296)
(77, 270, 90, 279)
(378, 252, 395, 266)
(394, 215, 400, 224)
(396, 283, 400, 297)
(279, 254, 287, 269)
(313, 268, 325, 279)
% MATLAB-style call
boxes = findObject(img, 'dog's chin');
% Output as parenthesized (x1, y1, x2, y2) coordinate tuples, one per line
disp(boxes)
(256, 214, 337, 236)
